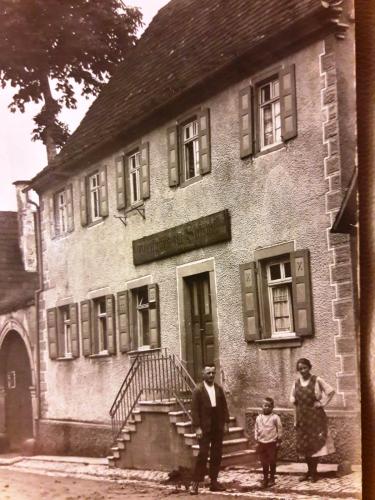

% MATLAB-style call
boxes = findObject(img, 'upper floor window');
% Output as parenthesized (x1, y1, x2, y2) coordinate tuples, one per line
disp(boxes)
(115, 142, 150, 211)
(167, 108, 211, 188)
(182, 119, 200, 181)
(89, 172, 101, 222)
(239, 64, 297, 158)
(259, 78, 281, 150)
(79, 166, 108, 227)
(49, 185, 74, 238)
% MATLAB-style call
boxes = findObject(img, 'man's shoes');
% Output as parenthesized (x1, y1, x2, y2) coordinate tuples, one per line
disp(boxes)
(259, 479, 268, 489)
(268, 477, 276, 487)
(189, 481, 199, 495)
(310, 473, 318, 483)
(209, 481, 226, 492)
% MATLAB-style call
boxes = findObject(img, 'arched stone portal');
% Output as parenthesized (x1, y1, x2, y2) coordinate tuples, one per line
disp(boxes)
(0, 330, 34, 450)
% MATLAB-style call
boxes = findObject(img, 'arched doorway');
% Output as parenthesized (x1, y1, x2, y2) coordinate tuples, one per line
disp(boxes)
(0, 330, 33, 450)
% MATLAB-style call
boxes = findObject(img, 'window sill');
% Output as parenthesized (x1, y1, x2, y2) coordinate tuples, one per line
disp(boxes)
(124, 201, 145, 214)
(87, 218, 105, 229)
(254, 142, 285, 158)
(255, 335, 302, 349)
(89, 351, 111, 359)
(52, 231, 73, 241)
(56, 355, 75, 361)
(180, 175, 202, 189)
(128, 347, 161, 357)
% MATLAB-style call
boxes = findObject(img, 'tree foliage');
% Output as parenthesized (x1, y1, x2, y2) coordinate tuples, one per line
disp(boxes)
(0, 0, 142, 161)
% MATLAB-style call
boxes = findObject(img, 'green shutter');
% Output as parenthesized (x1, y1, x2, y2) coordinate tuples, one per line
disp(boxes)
(239, 86, 253, 158)
(99, 165, 109, 217)
(148, 284, 160, 348)
(198, 108, 211, 175)
(140, 142, 150, 199)
(291, 249, 313, 337)
(70, 303, 79, 358)
(66, 184, 74, 233)
(117, 290, 130, 353)
(106, 294, 116, 354)
(167, 125, 179, 187)
(115, 155, 126, 210)
(80, 300, 92, 356)
(280, 64, 297, 141)
(48, 196, 56, 238)
(79, 176, 88, 226)
(47, 308, 58, 359)
(239, 262, 260, 342)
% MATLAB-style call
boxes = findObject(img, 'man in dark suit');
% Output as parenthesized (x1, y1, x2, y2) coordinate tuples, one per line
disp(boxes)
(190, 364, 230, 495)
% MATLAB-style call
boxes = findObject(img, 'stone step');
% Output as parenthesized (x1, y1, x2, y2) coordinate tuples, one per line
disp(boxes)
(107, 455, 117, 468)
(192, 437, 249, 456)
(116, 438, 126, 450)
(110, 447, 120, 459)
(221, 448, 257, 467)
(175, 421, 193, 434)
(184, 427, 244, 446)
(137, 400, 179, 413)
(132, 409, 142, 422)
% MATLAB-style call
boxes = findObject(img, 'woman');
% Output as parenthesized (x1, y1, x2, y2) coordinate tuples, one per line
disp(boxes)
(290, 358, 335, 482)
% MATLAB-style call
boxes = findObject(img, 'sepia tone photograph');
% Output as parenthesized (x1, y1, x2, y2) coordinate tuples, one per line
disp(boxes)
(0, 0, 371, 498)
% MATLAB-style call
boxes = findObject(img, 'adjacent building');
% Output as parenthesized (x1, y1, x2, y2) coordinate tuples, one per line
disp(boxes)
(27, 0, 360, 463)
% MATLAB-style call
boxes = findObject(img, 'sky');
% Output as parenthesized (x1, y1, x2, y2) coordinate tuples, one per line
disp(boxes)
(0, 0, 169, 211)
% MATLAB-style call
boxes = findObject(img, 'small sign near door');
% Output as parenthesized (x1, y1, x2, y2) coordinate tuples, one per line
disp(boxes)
(7, 371, 16, 389)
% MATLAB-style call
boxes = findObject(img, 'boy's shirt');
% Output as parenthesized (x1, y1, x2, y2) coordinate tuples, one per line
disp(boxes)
(255, 412, 282, 443)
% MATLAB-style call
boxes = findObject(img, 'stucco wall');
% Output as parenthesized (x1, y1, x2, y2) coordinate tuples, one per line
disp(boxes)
(38, 38, 357, 430)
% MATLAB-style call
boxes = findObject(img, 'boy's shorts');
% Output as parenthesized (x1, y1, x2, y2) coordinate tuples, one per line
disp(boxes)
(257, 441, 278, 465)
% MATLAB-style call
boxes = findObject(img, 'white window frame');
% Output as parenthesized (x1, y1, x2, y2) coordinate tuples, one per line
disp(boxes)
(130, 286, 150, 349)
(89, 172, 101, 222)
(96, 298, 108, 354)
(182, 119, 200, 181)
(266, 258, 294, 338)
(128, 151, 142, 205)
(55, 189, 68, 235)
(61, 306, 73, 358)
(259, 78, 281, 150)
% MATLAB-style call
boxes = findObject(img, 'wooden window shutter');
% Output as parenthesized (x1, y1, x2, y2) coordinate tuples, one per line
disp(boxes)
(198, 108, 211, 175)
(167, 125, 179, 187)
(106, 294, 116, 354)
(69, 303, 79, 358)
(148, 283, 160, 348)
(239, 86, 254, 158)
(239, 262, 260, 342)
(140, 142, 150, 200)
(291, 249, 313, 337)
(115, 155, 126, 210)
(280, 64, 297, 141)
(48, 196, 56, 238)
(79, 176, 88, 226)
(117, 290, 130, 353)
(47, 308, 58, 359)
(66, 184, 74, 233)
(80, 300, 92, 356)
(99, 165, 109, 217)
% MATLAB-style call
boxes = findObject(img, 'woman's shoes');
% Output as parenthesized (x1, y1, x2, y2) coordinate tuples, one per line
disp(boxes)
(189, 481, 199, 495)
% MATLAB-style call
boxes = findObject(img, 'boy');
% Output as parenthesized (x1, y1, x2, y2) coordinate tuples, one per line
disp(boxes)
(255, 397, 282, 488)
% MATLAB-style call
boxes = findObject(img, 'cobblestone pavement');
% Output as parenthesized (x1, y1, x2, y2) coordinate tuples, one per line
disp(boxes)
(0, 456, 361, 500)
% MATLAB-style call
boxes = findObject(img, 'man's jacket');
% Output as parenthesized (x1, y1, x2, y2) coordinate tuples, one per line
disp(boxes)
(191, 382, 230, 433)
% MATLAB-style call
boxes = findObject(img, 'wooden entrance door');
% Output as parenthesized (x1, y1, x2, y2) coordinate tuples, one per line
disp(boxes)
(186, 272, 215, 381)
(2, 332, 33, 449)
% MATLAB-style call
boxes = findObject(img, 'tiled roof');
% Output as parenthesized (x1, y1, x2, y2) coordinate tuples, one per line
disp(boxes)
(32, 0, 334, 186)
(0, 212, 38, 314)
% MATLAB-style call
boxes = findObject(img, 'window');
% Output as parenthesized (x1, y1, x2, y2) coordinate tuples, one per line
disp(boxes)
(49, 185, 74, 237)
(182, 119, 200, 181)
(116, 284, 160, 352)
(80, 295, 116, 356)
(167, 108, 211, 187)
(128, 151, 142, 205)
(240, 249, 313, 346)
(47, 304, 79, 359)
(239, 65, 297, 158)
(259, 79, 281, 149)
(79, 166, 108, 226)
(115, 143, 150, 211)
(89, 172, 101, 222)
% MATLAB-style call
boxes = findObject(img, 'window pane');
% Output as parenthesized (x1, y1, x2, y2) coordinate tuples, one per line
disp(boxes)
(273, 80, 280, 98)
(272, 285, 291, 332)
(284, 261, 291, 278)
(185, 141, 196, 179)
(263, 105, 273, 146)
(269, 263, 281, 280)
(261, 84, 271, 103)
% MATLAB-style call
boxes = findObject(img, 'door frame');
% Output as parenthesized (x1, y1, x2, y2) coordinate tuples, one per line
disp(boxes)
(176, 258, 220, 379)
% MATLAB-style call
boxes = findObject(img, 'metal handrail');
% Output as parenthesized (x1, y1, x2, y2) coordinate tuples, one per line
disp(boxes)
(109, 348, 197, 442)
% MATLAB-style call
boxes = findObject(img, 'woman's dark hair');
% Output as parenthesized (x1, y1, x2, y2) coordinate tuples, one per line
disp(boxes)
(296, 358, 312, 371)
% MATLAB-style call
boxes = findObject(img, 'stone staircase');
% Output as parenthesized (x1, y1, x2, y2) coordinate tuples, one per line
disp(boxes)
(108, 399, 256, 471)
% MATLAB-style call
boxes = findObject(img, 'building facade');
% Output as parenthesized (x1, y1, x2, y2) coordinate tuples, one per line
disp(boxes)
(29, 0, 359, 462)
